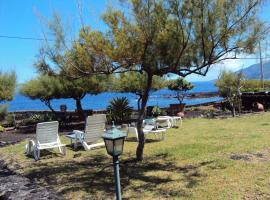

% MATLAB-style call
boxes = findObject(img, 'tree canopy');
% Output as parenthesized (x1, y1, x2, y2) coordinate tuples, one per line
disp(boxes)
(168, 78, 194, 104)
(216, 70, 244, 116)
(20, 75, 62, 112)
(20, 74, 108, 114)
(0, 71, 17, 102)
(113, 72, 167, 110)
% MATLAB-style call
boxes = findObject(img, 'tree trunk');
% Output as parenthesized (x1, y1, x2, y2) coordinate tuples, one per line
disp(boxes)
(75, 98, 85, 119)
(238, 101, 241, 115)
(136, 74, 153, 161)
(137, 95, 142, 111)
(44, 100, 56, 113)
(231, 103, 236, 117)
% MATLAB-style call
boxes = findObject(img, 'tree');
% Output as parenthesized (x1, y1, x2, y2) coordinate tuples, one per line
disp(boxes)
(215, 70, 244, 117)
(0, 71, 16, 102)
(20, 75, 107, 115)
(0, 71, 16, 120)
(58, 75, 109, 117)
(38, 0, 265, 161)
(168, 78, 194, 104)
(114, 72, 167, 110)
(20, 75, 62, 113)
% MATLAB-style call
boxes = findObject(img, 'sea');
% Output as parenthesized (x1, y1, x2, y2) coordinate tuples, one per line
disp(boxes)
(6, 81, 222, 112)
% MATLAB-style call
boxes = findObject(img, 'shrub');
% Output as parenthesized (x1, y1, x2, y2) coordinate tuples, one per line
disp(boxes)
(168, 78, 194, 104)
(0, 104, 8, 121)
(242, 79, 270, 92)
(4, 114, 15, 127)
(20, 113, 56, 126)
(0, 125, 5, 132)
(107, 97, 132, 124)
(152, 106, 162, 117)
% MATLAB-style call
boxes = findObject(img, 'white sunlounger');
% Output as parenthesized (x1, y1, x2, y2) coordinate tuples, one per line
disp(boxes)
(127, 124, 166, 141)
(26, 121, 66, 161)
(66, 114, 106, 151)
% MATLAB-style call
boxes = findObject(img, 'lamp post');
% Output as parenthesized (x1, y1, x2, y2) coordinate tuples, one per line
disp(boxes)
(102, 123, 126, 200)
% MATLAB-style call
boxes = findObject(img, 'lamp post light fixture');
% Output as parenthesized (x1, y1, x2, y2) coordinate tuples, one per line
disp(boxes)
(102, 123, 127, 200)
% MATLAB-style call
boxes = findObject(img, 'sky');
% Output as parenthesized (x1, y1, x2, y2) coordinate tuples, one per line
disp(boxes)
(0, 0, 270, 83)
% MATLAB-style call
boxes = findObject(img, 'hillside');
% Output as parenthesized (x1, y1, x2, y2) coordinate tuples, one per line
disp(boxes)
(238, 61, 270, 79)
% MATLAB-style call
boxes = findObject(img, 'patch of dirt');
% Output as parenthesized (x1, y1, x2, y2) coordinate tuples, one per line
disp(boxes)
(229, 148, 270, 162)
(0, 160, 64, 200)
(0, 131, 34, 148)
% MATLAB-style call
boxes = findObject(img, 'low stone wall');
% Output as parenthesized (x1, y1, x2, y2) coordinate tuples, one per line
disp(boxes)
(3, 100, 221, 127)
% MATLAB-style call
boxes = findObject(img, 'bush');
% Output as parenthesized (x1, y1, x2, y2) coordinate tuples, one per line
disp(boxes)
(242, 79, 270, 92)
(0, 125, 5, 132)
(4, 114, 15, 127)
(190, 107, 200, 111)
(202, 110, 215, 118)
(20, 113, 56, 126)
(152, 106, 162, 117)
(107, 97, 132, 124)
(0, 104, 8, 121)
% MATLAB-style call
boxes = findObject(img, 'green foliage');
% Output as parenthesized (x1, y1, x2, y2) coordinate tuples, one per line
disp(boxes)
(216, 70, 244, 116)
(4, 114, 15, 127)
(112, 72, 167, 110)
(241, 79, 270, 92)
(168, 78, 194, 104)
(0, 125, 4, 132)
(107, 97, 132, 124)
(190, 107, 200, 111)
(115, 72, 167, 95)
(20, 75, 61, 101)
(20, 113, 56, 126)
(216, 71, 243, 99)
(38, 0, 263, 80)
(20, 74, 108, 112)
(152, 106, 162, 117)
(0, 71, 16, 102)
(0, 71, 16, 120)
(0, 104, 8, 121)
(20, 75, 61, 112)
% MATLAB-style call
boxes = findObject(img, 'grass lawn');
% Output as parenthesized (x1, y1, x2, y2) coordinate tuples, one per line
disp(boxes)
(2, 113, 270, 199)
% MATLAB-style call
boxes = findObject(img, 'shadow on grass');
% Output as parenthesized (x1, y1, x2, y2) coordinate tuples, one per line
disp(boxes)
(125, 137, 163, 143)
(25, 153, 213, 199)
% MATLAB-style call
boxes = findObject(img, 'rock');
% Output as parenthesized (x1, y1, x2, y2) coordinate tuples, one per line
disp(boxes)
(257, 103, 264, 111)
(0, 141, 7, 147)
(177, 112, 185, 118)
(0, 160, 64, 200)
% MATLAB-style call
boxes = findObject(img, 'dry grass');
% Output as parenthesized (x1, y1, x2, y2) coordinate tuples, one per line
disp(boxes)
(2, 113, 270, 199)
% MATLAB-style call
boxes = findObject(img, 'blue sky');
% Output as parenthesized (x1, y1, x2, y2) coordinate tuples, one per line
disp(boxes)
(0, 0, 269, 83)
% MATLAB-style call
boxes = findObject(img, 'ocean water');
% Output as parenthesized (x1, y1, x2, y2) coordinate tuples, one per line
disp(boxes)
(6, 81, 222, 111)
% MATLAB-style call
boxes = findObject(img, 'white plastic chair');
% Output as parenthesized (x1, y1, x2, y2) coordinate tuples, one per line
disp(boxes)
(66, 114, 106, 150)
(26, 121, 66, 161)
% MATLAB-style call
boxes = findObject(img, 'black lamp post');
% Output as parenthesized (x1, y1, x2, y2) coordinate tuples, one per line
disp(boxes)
(103, 123, 126, 200)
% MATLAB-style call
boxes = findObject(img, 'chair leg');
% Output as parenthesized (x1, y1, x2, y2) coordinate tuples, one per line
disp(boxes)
(34, 148, 40, 161)
(162, 132, 165, 140)
(61, 146, 66, 156)
(59, 146, 63, 154)
(144, 134, 147, 142)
